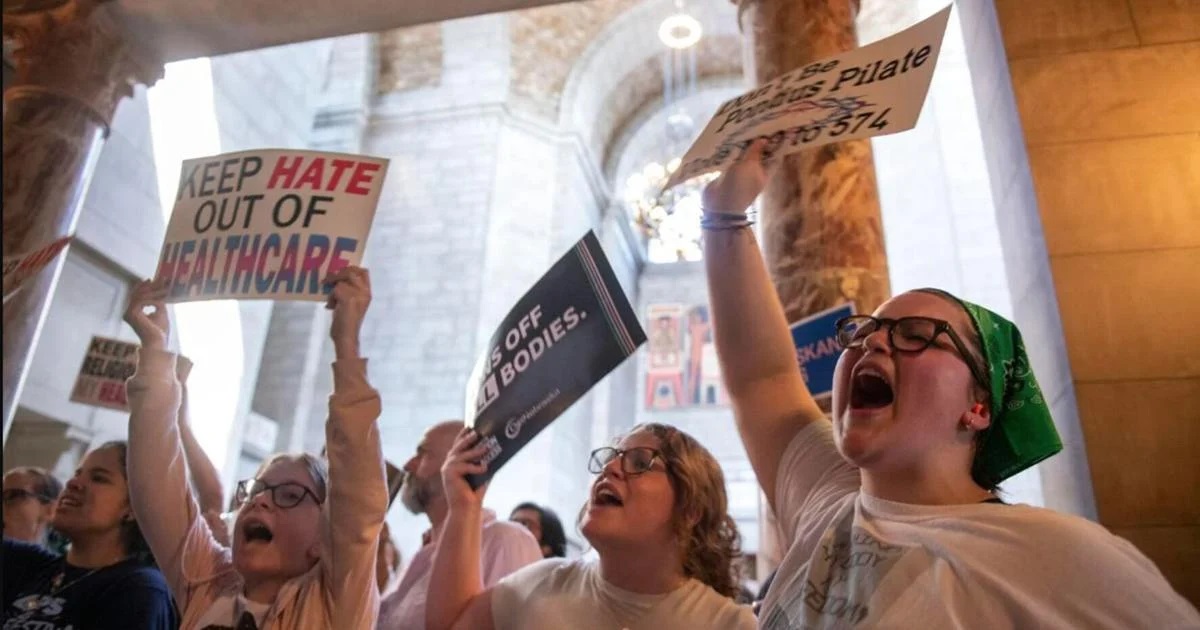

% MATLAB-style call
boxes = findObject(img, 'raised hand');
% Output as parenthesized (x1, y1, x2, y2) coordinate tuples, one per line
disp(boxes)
(324, 266, 371, 360)
(124, 279, 170, 350)
(440, 427, 490, 513)
(701, 138, 771, 216)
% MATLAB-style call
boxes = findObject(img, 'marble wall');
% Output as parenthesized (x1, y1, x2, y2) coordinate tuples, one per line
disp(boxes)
(992, 0, 1200, 605)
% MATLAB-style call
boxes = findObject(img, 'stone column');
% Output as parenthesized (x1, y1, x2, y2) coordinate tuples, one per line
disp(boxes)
(737, 0, 890, 322)
(2, 0, 161, 439)
(737, 0, 891, 577)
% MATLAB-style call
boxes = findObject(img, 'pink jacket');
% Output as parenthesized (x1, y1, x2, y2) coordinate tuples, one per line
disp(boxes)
(127, 348, 387, 629)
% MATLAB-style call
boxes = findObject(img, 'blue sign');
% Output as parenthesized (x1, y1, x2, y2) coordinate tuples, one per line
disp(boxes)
(789, 303, 854, 399)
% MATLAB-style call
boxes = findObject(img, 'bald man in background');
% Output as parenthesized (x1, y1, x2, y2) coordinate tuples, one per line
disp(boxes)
(377, 421, 541, 629)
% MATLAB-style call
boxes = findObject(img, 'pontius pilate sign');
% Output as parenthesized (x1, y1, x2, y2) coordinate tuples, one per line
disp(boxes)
(155, 149, 389, 303)
(664, 5, 952, 189)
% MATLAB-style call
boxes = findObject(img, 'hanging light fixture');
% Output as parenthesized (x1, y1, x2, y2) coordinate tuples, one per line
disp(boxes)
(627, 0, 713, 263)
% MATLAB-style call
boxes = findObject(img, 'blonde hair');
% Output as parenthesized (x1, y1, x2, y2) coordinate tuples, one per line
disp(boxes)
(255, 452, 328, 503)
(625, 423, 742, 599)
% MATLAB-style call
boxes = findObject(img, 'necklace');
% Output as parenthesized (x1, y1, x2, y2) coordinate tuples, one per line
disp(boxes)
(50, 566, 101, 595)
(20, 561, 105, 611)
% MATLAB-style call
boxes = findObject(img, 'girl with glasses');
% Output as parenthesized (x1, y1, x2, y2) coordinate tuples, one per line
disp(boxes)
(2, 443, 177, 629)
(123, 266, 388, 629)
(2, 466, 62, 548)
(426, 423, 756, 630)
(701, 139, 1198, 628)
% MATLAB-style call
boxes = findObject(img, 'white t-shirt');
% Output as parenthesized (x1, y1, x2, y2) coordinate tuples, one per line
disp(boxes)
(760, 421, 1200, 629)
(492, 558, 755, 630)
(195, 593, 271, 628)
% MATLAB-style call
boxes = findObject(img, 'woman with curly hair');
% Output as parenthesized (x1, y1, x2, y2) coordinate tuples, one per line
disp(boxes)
(426, 423, 755, 630)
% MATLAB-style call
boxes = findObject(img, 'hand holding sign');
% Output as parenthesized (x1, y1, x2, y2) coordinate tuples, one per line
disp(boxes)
(123, 280, 171, 350)
(325, 266, 371, 360)
(326, 262, 372, 355)
(441, 427, 490, 513)
(701, 139, 771, 216)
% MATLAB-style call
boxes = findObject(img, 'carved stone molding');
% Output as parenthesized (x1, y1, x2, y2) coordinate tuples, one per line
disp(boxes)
(3, 0, 162, 133)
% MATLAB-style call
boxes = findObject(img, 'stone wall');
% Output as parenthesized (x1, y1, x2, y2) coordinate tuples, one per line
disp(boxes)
(989, 0, 1199, 605)
(4, 38, 333, 491)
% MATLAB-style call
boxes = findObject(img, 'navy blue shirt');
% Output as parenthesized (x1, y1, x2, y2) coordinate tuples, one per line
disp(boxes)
(2, 538, 177, 629)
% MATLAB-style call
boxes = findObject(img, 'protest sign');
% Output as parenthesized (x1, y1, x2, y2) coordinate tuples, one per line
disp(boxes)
(664, 5, 952, 189)
(155, 149, 389, 303)
(463, 231, 646, 489)
(70, 336, 140, 411)
(2, 236, 72, 304)
(790, 303, 855, 400)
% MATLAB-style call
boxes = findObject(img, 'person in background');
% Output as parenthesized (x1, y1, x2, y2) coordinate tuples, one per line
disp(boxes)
(124, 267, 387, 629)
(377, 521, 403, 596)
(2, 442, 178, 629)
(752, 568, 777, 617)
(174, 355, 233, 548)
(509, 502, 567, 559)
(701, 139, 1200, 628)
(426, 423, 756, 630)
(377, 420, 541, 629)
(3, 466, 62, 548)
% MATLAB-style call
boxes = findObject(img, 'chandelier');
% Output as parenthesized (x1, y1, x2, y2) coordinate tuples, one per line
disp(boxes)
(626, 0, 713, 263)
(626, 161, 717, 262)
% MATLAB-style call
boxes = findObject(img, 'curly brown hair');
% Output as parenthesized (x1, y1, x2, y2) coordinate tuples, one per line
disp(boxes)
(626, 423, 743, 599)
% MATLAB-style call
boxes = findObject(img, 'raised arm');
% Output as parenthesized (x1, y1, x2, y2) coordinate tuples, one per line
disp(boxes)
(701, 140, 826, 510)
(174, 356, 230, 547)
(427, 428, 497, 630)
(318, 266, 389, 629)
(124, 280, 229, 608)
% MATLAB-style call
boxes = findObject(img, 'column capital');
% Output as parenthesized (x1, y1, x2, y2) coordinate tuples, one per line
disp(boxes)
(3, 0, 163, 133)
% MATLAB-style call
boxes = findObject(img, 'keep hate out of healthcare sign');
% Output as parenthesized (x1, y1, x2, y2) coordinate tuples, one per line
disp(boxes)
(154, 149, 389, 303)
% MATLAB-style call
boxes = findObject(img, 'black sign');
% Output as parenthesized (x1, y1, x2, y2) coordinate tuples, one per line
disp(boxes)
(464, 231, 646, 489)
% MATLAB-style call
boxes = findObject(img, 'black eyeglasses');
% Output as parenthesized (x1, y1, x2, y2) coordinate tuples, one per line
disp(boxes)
(2, 489, 49, 505)
(234, 479, 322, 509)
(588, 447, 667, 476)
(835, 315, 989, 390)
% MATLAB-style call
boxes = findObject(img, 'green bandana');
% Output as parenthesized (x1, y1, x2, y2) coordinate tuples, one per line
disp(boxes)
(918, 289, 1063, 487)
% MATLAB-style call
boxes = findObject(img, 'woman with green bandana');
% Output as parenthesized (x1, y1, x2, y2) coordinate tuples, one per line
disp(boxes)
(702, 139, 1199, 629)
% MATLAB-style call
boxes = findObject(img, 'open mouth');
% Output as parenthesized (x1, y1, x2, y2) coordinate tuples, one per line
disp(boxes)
(243, 521, 274, 544)
(592, 485, 624, 508)
(850, 368, 894, 409)
(58, 495, 83, 509)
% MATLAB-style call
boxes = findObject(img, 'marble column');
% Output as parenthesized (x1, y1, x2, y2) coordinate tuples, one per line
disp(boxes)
(737, 0, 891, 323)
(737, 0, 890, 580)
(2, 0, 161, 439)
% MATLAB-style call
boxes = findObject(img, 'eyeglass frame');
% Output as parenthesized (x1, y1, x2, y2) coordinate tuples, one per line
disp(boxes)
(834, 315, 990, 392)
(587, 446, 668, 476)
(234, 479, 323, 509)
(2, 488, 53, 505)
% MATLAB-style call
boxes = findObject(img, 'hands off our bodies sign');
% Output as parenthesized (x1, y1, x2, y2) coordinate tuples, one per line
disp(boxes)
(664, 5, 952, 189)
(155, 149, 388, 303)
(463, 231, 646, 489)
